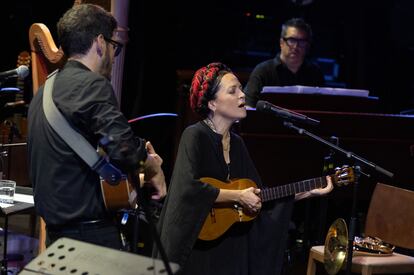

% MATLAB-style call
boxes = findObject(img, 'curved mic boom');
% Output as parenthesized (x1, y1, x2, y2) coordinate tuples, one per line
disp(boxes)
(256, 100, 320, 125)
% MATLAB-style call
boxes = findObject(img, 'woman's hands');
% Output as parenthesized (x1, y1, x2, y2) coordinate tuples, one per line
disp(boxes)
(216, 187, 262, 213)
(295, 175, 333, 201)
(238, 187, 262, 213)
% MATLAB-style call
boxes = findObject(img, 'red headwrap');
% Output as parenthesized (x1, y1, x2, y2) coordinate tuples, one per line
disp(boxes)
(189, 62, 231, 112)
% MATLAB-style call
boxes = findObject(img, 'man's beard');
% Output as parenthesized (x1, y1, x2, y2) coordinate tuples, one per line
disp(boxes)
(99, 50, 113, 80)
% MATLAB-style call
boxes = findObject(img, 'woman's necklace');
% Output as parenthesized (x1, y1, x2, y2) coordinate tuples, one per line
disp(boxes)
(204, 118, 231, 180)
(204, 118, 230, 151)
(203, 118, 216, 132)
(222, 137, 230, 151)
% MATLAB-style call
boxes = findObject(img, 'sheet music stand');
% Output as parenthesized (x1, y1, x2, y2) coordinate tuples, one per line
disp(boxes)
(20, 237, 180, 275)
(0, 186, 34, 275)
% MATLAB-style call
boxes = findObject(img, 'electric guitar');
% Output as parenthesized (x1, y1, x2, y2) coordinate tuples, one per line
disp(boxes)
(198, 166, 355, 241)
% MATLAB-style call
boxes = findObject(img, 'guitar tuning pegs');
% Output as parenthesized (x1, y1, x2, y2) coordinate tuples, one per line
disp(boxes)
(333, 165, 354, 187)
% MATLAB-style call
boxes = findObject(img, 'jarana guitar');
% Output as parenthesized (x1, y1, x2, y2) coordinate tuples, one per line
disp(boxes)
(100, 175, 138, 211)
(199, 166, 355, 241)
(2, 51, 31, 140)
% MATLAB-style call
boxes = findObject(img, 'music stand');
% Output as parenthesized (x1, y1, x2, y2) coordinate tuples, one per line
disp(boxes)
(0, 186, 34, 275)
(20, 237, 180, 275)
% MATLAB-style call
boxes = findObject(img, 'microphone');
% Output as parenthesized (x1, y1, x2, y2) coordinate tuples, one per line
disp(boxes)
(256, 100, 320, 125)
(0, 65, 30, 80)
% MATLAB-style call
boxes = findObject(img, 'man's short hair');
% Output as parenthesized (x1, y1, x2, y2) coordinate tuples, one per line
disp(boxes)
(57, 4, 117, 57)
(280, 18, 313, 42)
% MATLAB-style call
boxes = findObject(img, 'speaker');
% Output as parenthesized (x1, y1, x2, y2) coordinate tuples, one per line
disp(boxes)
(19, 237, 180, 275)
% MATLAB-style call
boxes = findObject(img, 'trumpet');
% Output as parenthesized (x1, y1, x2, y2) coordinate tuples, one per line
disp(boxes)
(324, 218, 394, 275)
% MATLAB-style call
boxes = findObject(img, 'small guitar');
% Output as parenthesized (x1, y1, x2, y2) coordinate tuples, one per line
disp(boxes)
(100, 175, 138, 211)
(14, 51, 31, 137)
(2, 51, 31, 142)
(15, 51, 31, 108)
(97, 138, 141, 212)
(198, 166, 355, 241)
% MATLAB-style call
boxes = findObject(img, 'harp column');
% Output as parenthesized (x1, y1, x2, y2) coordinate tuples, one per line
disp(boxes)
(111, 0, 129, 107)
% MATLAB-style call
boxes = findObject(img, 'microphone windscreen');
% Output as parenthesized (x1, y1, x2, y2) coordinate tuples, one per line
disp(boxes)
(255, 100, 269, 112)
(16, 65, 29, 79)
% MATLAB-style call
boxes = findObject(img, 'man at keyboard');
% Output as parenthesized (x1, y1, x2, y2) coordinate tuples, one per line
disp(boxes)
(245, 18, 325, 107)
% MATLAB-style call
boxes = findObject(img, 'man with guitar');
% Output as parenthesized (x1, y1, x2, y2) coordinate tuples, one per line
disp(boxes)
(27, 4, 166, 250)
(157, 62, 333, 274)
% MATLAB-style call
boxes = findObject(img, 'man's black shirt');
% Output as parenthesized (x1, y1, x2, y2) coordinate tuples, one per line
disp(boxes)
(28, 60, 145, 226)
(244, 54, 325, 107)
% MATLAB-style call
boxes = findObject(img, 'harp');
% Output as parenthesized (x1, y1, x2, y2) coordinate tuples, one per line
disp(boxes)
(29, 23, 66, 96)
(28, 22, 66, 254)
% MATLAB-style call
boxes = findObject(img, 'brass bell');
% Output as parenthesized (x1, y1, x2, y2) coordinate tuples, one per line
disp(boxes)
(324, 218, 348, 275)
(323, 218, 395, 275)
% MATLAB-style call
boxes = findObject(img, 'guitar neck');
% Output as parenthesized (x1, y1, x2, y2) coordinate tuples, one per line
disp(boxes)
(261, 176, 327, 202)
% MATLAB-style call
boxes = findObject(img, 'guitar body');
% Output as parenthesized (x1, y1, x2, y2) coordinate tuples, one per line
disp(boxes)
(198, 166, 354, 241)
(100, 177, 137, 211)
(199, 178, 259, 241)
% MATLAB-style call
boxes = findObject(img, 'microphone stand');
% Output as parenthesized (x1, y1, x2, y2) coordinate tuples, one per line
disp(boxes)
(129, 173, 173, 275)
(282, 121, 393, 275)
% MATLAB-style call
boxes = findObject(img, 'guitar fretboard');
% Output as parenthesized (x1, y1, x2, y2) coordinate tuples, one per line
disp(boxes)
(261, 177, 327, 202)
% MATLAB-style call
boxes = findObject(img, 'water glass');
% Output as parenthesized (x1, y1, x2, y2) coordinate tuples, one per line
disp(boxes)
(0, 180, 16, 204)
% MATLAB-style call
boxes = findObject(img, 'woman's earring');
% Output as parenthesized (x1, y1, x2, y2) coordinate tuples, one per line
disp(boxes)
(97, 47, 102, 57)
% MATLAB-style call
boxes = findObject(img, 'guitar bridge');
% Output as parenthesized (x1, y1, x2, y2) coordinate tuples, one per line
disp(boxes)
(234, 204, 243, 222)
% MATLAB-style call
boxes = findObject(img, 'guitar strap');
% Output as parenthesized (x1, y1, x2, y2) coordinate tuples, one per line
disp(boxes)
(42, 70, 124, 185)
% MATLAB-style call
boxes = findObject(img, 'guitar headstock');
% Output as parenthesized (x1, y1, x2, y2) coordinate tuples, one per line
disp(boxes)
(332, 165, 355, 187)
(17, 51, 31, 69)
(15, 51, 31, 97)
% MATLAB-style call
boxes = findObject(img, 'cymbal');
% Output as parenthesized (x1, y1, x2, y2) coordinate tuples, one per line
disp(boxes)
(324, 218, 348, 275)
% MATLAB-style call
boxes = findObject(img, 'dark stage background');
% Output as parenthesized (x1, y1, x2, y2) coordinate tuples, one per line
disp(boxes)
(2, 0, 414, 117)
(1, 1, 414, 272)
(2, 0, 414, 178)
